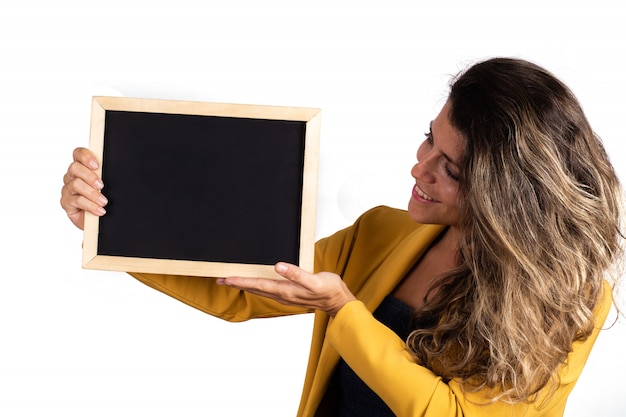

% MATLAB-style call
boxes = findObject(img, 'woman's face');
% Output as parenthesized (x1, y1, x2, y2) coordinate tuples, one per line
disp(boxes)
(408, 100, 464, 229)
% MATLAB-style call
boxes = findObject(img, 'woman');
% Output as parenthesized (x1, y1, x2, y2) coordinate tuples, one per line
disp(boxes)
(61, 58, 623, 416)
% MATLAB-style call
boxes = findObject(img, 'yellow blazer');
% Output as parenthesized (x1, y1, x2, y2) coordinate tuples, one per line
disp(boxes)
(130, 206, 612, 417)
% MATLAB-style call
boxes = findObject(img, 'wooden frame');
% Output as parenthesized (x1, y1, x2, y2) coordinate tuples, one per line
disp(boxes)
(83, 96, 321, 279)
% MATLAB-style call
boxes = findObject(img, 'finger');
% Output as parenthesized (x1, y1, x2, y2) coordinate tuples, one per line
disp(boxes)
(273, 263, 328, 297)
(73, 193, 107, 216)
(61, 191, 107, 218)
(64, 160, 104, 190)
(274, 262, 310, 286)
(62, 175, 107, 206)
(61, 177, 108, 215)
(219, 276, 308, 305)
(60, 191, 104, 230)
(221, 276, 282, 293)
(73, 147, 99, 170)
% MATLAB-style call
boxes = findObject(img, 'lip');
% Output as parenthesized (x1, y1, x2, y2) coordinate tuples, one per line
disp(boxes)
(412, 184, 437, 203)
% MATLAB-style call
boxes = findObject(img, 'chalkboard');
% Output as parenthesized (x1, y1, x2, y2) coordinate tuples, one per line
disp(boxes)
(83, 96, 320, 279)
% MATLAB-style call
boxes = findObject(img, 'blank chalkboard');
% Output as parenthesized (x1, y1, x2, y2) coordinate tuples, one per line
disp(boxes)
(83, 96, 320, 279)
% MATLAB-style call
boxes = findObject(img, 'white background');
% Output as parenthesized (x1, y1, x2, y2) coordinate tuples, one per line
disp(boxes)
(1, 0, 624, 416)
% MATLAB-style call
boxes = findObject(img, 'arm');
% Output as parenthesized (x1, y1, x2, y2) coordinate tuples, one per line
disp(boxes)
(328, 301, 464, 417)
(131, 270, 313, 322)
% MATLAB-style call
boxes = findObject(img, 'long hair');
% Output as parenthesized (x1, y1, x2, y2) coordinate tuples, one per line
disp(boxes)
(406, 58, 624, 404)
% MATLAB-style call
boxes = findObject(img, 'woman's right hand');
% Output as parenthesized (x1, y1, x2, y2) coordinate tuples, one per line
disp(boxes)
(60, 147, 108, 230)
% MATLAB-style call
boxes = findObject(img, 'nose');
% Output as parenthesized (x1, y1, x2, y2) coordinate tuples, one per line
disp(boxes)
(411, 161, 434, 183)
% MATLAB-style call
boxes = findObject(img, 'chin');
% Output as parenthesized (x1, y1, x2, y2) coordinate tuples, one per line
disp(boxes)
(407, 209, 432, 225)
(407, 201, 431, 224)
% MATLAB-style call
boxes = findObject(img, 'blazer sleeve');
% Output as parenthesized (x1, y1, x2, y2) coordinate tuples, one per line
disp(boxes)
(325, 281, 614, 417)
(130, 271, 311, 322)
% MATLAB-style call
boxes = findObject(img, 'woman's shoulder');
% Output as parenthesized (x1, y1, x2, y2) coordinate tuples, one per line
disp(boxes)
(353, 205, 430, 240)
(338, 206, 445, 260)
(315, 206, 444, 273)
(356, 205, 417, 228)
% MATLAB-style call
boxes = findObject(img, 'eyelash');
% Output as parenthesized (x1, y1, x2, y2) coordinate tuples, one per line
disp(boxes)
(423, 131, 460, 181)
(445, 167, 460, 182)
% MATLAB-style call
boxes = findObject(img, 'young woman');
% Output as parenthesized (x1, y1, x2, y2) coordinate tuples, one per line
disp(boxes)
(61, 57, 623, 416)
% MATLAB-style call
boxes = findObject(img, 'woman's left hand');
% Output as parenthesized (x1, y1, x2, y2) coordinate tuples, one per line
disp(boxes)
(216, 263, 357, 317)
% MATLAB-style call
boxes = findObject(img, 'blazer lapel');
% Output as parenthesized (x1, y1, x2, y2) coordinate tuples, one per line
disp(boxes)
(355, 223, 445, 312)
(301, 222, 445, 417)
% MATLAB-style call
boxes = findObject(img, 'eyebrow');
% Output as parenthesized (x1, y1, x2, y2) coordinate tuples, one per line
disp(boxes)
(430, 121, 460, 167)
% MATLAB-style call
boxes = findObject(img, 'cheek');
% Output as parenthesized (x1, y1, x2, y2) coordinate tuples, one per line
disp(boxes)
(442, 183, 461, 205)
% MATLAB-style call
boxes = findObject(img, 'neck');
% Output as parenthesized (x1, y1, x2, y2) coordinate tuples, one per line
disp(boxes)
(392, 226, 461, 310)
(433, 225, 461, 258)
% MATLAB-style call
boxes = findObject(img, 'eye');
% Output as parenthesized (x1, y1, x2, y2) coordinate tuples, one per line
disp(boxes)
(423, 126, 461, 181)
(445, 166, 460, 182)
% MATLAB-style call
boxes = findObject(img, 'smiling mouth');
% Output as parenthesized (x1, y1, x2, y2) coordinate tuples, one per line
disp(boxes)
(413, 184, 435, 202)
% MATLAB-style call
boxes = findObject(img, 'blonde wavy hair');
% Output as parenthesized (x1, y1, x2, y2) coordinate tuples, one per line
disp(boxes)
(407, 58, 624, 404)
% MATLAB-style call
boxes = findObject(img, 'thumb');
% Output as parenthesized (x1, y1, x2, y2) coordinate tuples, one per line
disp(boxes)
(274, 262, 307, 284)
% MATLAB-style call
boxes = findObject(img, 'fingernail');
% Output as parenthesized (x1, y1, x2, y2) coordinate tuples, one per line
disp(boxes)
(89, 160, 99, 170)
(98, 195, 108, 205)
(276, 263, 288, 273)
(96, 207, 106, 216)
(95, 180, 104, 190)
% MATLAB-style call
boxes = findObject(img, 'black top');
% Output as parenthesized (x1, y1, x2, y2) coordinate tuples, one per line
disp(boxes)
(337, 295, 414, 417)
